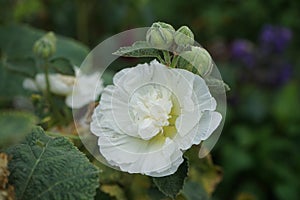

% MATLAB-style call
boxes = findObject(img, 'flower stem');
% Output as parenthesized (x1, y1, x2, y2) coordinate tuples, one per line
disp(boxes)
(44, 61, 51, 100)
(170, 55, 179, 68)
(42, 59, 63, 127)
(162, 50, 171, 66)
(157, 55, 165, 64)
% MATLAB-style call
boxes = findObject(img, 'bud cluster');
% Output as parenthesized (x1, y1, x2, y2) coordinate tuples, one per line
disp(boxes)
(146, 22, 213, 77)
(146, 22, 195, 50)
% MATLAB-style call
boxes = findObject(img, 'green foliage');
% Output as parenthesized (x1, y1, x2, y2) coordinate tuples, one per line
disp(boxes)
(113, 41, 162, 59)
(0, 24, 89, 66)
(7, 126, 99, 200)
(153, 158, 189, 199)
(0, 24, 89, 103)
(49, 57, 75, 76)
(273, 82, 300, 123)
(0, 62, 27, 102)
(4, 57, 37, 78)
(182, 181, 208, 200)
(185, 147, 222, 197)
(0, 111, 37, 149)
(95, 189, 114, 200)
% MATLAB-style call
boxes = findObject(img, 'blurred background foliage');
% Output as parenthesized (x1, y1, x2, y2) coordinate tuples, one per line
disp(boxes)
(0, 0, 300, 199)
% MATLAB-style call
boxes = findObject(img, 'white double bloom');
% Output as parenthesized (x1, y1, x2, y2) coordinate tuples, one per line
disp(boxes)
(91, 60, 222, 177)
(23, 68, 103, 108)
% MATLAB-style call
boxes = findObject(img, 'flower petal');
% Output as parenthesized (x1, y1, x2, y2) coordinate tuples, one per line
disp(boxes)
(94, 85, 139, 137)
(66, 72, 103, 108)
(35, 73, 73, 95)
(23, 78, 38, 91)
(173, 110, 222, 150)
(95, 129, 183, 177)
(196, 111, 222, 141)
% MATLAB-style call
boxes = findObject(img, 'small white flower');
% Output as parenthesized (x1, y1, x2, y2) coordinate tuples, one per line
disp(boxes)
(90, 60, 222, 177)
(65, 68, 104, 109)
(23, 68, 103, 109)
(23, 73, 75, 95)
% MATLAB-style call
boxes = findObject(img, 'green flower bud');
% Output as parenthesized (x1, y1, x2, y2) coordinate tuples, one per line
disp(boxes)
(179, 46, 213, 77)
(33, 32, 56, 59)
(146, 22, 175, 49)
(174, 26, 194, 47)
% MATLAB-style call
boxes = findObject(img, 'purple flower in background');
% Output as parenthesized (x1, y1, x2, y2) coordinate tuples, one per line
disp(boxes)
(229, 24, 293, 87)
(231, 39, 255, 68)
(260, 25, 292, 54)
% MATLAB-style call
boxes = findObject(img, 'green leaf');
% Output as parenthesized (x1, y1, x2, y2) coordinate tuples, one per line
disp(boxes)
(0, 62, 28, 101)
(147, 186, 167, 200)
(0, 111, 37, 149)
(153, 158, 189, 199)
(205, 76, 230, 94)
(0, 24, 89, 66)
(4, 57, 37, 78)
(49, 57, 74, 76)
(182, 181, 209, 200)
(113, 41, 162, 58)
(7, 126, 99, 200)
(185, 147, 222, 196)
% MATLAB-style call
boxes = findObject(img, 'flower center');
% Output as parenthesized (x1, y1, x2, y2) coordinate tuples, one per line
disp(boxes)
(129, 84, 174, 140)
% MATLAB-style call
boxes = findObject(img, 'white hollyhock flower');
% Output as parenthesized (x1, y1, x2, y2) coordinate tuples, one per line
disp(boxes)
(23, 73, 75, 95)
(90, 60, 222, 177)
(65, 68, 104, 109)
(23, 68, 103, 108)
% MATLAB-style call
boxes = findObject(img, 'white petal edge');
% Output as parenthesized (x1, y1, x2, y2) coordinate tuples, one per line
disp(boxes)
(94, 130, 183, 177)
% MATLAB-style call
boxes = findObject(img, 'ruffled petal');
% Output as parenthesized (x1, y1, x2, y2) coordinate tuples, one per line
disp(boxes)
(95, 130, 183, 177)
(95, 85, 139, 137)
(174, 111, 222, 150)
(195, 111, 222, 141)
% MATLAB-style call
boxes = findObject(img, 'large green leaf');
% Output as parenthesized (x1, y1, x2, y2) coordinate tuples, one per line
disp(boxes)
(0, 24, 89, 66)
(4, 57, 37, 78)
(0, 61, 30, 102)
(0, 111, 37, 149)
(7, 126, 99, 200)
(113, 41, 162, 58)
(152, 158, 189, 199)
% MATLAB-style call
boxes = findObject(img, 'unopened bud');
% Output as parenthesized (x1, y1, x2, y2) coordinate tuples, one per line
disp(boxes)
(146, 22, 175, 49)
(174, 26, 194, 47)
(179, 46, 213, 77)
(33, 32, 56, 59)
